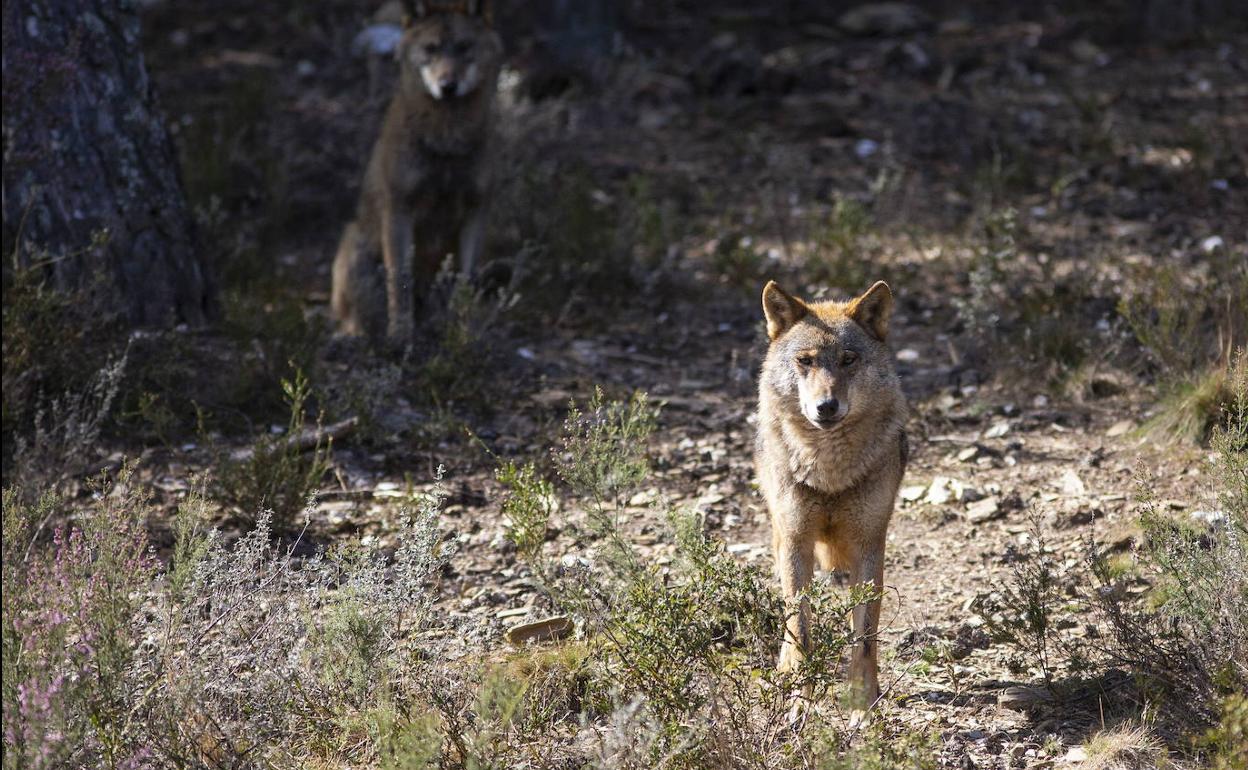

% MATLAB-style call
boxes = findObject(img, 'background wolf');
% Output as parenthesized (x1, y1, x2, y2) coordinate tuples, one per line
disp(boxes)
(331, 0, 502, 343)
(755, 280, 908, 708)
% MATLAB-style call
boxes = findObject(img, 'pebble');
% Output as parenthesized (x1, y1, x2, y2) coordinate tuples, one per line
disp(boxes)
(505, 616, 572, 645)
(900, 484, 928, 502)
(1057, 469, 1086, 497)
(966, 496, 1002, 523)
(983, 421, 1011, 439)
(1105, 419, 1134, 438)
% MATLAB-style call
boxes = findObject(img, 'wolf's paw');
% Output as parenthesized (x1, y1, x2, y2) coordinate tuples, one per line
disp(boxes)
(786, 694, 810, 728)
(848, 707, 870, 731)
(777, 642, 804, 674)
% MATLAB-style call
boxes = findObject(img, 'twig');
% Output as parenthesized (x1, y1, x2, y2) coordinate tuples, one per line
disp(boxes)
(229, 416, 357, 462)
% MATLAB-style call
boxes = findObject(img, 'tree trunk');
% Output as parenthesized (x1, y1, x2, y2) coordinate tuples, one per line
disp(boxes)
(2, 0, 215, 327)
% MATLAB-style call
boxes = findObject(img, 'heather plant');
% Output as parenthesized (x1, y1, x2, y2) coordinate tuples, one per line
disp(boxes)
(7, 350, 127, 497)
(2, 467, 158, 770)
(137, 474, 450, 767)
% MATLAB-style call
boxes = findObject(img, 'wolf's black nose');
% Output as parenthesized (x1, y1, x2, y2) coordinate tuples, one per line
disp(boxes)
(440, 79, 458, 96)
(817, 398, 840, 421)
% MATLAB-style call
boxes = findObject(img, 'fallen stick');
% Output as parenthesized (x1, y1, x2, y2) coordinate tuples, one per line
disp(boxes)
(230, 416, 358, 462)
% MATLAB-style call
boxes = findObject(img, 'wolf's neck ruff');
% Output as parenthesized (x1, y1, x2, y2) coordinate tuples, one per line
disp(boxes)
(396, 76, 494, 156)
(778, 400, 906, 496)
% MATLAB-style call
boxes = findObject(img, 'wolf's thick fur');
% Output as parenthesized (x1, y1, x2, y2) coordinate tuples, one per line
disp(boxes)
(754, 280, 908, 707)
(331, 1, 502, 343)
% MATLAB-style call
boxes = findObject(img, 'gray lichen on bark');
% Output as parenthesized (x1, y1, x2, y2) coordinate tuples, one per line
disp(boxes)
(2, 0, 216, 326)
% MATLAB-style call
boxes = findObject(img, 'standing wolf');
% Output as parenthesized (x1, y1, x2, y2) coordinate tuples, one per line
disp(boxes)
(754, 280, 908, 709)
(332, 0, 503, 343)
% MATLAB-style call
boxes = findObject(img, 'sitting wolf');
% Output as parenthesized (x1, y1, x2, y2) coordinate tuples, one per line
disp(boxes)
(332, 0, 502, 343)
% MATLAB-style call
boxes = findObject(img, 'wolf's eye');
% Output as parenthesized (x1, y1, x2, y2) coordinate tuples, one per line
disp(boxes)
(840, 352, 859, 366)
(424, 42, 440, 55)
(453, 40, 473, 55)
(796, 355, 815, 368)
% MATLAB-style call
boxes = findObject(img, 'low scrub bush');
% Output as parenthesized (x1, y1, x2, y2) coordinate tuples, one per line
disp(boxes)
(808, 197, 875, 294)
(954, 207, 1105, 381)
(210, 367, 332, 533)
(2, 257, 127, 486)
(497, 388, 899, 769)
(2, 468, 158, 769)
(490, 164, 685, 322)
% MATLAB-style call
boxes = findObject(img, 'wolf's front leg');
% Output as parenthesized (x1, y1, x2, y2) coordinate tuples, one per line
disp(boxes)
(846, 537, 886, 707)
(774, 533, 815, 672)
(457, 205, 487, 281)
(382, 205, 415, 343)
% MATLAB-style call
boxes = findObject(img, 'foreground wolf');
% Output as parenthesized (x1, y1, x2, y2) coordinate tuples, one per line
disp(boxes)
(332, 0, 502, 343)
(754, 280, 908, 709)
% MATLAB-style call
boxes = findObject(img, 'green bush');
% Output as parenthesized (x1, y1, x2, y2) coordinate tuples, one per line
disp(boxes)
(210, 367, 332, 532)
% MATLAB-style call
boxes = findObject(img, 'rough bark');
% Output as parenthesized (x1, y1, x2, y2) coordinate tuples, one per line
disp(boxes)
(2, 0, 215, 327)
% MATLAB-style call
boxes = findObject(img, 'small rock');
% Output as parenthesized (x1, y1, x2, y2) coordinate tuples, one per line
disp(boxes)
(1062, 746, 1087, 764)
(1105, 419, 1135, 438)
(1200, 235, 1224, 253)
(983, 421, 1011, 439)
(1070, 38, 1108, 65)
(900, 484, 927, 502)
(505, 616, 572, 645)
(1088, 372, 1129, 398)
(855, 138, 880, 158)
(966, 496, 1002, 523)
(998, 685, 1053, 710)
(1063, 505, 1097, 527)
(838, 3, 931, 36)
(352, 23, 403, 57)
(925, 476, 965, 506)
(1057, 469, 1086, 497)
(896, 348, 921, 362)
(1191, 509, 1227, 526)
(957, 446, 979, 462)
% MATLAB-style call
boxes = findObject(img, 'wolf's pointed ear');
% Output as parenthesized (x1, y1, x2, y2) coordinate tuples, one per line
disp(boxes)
(847, 281, 894, 341)
(762, 281, 808, 341)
